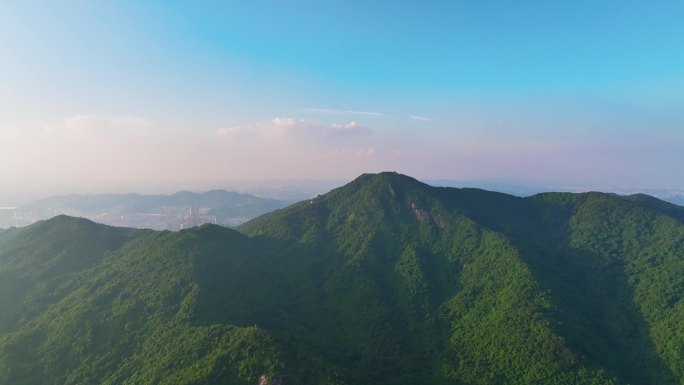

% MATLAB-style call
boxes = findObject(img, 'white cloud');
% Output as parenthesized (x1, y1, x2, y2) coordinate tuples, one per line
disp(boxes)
(63, 114, 154, 136)
(328, 121, 370, 136)
(300, 108, 383, 117)
(216, 117, 311, 140)
(410, 115, 435, 122)
(65, 114, 153, 130)
(264, 117, 310, 138)
(299, 108, 344, 115)
(347, 110, 383, 116)
(217, 117, 370, 140)
(216, 126, 247, 137)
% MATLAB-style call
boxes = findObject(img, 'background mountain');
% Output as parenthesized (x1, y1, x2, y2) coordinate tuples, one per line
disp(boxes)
(3, 190, 289, 230)
(0, 172, 683, 384)
(427, 179, 684, 208)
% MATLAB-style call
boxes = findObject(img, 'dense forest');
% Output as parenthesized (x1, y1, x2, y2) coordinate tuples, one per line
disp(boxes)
(0, 172, 682, 385)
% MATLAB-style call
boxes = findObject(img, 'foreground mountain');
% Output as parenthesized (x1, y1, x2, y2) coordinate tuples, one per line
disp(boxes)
(0, 172, 683, 384)
(5, 190, 289, 230)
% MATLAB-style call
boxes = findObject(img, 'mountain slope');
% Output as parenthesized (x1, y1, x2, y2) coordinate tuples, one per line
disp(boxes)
(241, 172, 683, 385)
(0, 172, 682, 384)
(0, 218, 283, 385)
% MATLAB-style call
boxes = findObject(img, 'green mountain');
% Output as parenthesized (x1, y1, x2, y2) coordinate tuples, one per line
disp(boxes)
(0, 172, 683, 385)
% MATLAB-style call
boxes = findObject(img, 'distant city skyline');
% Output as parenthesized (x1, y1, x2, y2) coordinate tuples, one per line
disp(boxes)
(2, 1, 683, 193)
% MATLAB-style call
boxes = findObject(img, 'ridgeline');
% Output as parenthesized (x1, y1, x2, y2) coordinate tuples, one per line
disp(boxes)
(0, 172, 682, 385)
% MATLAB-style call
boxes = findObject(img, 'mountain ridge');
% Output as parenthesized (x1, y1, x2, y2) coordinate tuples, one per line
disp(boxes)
(0, 172, 682, 384)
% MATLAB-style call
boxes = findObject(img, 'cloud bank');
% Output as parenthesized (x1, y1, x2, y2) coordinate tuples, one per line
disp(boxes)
(216, 117, 371, 140)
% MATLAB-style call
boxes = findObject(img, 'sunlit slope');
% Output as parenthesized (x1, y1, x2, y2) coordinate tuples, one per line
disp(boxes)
(0, 218, 282, 385)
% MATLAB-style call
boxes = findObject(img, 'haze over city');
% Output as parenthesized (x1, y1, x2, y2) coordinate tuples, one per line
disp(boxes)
(2, 1, 683, 196)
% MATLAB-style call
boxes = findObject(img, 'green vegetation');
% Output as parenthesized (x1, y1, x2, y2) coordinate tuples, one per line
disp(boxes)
(0, 173, 683, 384)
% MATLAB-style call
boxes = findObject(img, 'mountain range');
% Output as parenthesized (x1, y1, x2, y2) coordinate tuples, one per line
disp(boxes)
(0, 172, 683, 385)
(2, 190, 289, 230)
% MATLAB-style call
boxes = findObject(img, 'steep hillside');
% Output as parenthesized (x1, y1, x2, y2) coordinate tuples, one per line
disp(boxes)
(0, 218, 283, 385)
(241, 172, 684, 385)
(0, 172, 682, 385)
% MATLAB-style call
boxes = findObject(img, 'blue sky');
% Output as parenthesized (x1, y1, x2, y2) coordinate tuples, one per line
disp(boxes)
(1, 1, 683, 192)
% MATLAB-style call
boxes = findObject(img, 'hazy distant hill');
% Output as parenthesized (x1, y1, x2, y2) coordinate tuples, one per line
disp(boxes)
(428, 179, 684, 207)
(27, 190, 284, 214)
(667, 195, 684, 206)
(9, 190, 289, 229)
(0, 172, 683, 384)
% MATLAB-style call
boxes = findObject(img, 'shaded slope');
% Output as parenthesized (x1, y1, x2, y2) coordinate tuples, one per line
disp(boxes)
(241, 172, 684, 384)
(430, 189, 682, 384)
(240, 172, 624, 384)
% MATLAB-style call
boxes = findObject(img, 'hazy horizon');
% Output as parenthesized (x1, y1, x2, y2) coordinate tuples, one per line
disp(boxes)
(3, 173, 684, 209)
(2, 2, 683, 195)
